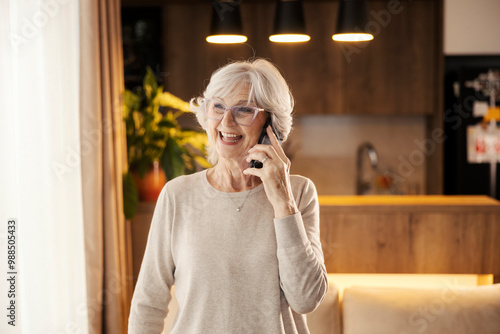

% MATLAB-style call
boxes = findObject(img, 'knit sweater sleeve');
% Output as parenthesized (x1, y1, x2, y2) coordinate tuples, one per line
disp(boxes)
(128, 185, 175, 333)
(274, 177, 328, 314)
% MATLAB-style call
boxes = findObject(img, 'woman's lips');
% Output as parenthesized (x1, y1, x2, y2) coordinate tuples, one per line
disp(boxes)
(219, 131, 243, 144)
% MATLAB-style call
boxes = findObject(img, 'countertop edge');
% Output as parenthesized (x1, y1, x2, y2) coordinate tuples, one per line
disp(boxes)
(318, 195, 500, 207)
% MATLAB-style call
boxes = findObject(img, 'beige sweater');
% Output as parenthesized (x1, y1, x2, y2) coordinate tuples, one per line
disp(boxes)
(128, 170, 327, 334)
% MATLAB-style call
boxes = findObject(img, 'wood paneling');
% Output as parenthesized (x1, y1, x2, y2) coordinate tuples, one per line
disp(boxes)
(409, 213, 500, 274)
(320, 213, 411, 273)
(132, 0, 440, 116)
(340, 1, 438, 115)
(129, 195, 500, 285)
(163, 2, 255, 100)
(161, 1, 343, 115)
(319, 196, 500, 282)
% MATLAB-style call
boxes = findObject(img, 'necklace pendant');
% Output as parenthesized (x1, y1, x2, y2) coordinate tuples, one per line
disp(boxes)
(226, 188, 252, 213)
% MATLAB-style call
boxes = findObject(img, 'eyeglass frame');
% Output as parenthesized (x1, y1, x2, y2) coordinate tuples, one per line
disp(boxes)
(203, 98, 266, 126)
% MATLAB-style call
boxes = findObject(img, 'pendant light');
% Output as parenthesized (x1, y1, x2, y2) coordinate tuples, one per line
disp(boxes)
(206, 1, 247, 44)
(269, 0, 310, 43)
(332, 0, 374, 42)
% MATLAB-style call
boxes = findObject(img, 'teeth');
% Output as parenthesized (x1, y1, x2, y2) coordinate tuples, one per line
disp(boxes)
(220, 132, 242, 143)
(221, 132, 240, 138)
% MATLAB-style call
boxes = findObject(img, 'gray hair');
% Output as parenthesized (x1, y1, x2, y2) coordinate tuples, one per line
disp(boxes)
(190, 58, 294, 165)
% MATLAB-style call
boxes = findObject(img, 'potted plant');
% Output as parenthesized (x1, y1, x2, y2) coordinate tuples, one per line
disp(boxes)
(122, 67, 210, 219)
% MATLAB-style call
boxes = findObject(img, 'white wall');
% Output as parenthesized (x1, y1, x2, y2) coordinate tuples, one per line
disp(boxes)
(444, 0, 500, 55)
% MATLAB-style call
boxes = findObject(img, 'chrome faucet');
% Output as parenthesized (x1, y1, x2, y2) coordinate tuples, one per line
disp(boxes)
(356, 142, 378, 195)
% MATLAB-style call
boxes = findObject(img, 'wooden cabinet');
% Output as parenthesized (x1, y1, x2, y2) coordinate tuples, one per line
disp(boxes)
(319, 196, 500, 283)
(340, 1, 440, 115)
(128, 196, 500, 286)
(146, 0, 441, 116)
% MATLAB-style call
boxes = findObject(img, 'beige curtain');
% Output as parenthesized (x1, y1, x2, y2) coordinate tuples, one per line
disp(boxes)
(79, 0, 132, 333)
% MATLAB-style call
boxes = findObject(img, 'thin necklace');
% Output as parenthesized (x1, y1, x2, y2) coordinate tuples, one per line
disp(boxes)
(226, 188, 253, 212)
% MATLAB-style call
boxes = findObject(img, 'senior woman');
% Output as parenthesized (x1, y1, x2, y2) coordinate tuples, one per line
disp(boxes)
(128, 58, 327, 334)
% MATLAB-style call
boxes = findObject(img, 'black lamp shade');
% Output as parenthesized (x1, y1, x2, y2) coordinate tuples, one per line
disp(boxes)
(273, 0, 306, 35)
(207, 1, 247, 43)
(333, 0, 373, 41)
(270, 0, 310, 42)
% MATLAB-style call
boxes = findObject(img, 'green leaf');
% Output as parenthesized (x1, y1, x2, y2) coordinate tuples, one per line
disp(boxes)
(123, 90, 141, 120)
(161, 137, 185, 180)
(123, 172, 138, 219)
(143, 67, 158, 100)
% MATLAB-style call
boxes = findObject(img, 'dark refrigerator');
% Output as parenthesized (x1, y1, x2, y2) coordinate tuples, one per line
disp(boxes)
(444, 55, 500, 200)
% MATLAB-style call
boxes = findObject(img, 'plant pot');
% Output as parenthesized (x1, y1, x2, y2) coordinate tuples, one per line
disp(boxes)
(133, 161, 167, 202)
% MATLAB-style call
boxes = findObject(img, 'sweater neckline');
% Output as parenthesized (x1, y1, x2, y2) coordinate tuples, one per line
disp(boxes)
(201, 169, 265, 198)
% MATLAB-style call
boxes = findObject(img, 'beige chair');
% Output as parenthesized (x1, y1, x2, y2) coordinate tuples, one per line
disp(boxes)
(342, 284, 500, 334)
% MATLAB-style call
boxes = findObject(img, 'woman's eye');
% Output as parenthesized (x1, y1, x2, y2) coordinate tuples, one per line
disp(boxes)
(214, 103, 225, 110)
(235, 107, 254, 114)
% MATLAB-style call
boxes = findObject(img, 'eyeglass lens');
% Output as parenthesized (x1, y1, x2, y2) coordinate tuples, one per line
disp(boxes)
(206, 100, 258, 126)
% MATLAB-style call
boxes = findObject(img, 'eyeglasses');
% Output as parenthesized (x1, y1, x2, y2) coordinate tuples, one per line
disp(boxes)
(204, 99, 265, 126)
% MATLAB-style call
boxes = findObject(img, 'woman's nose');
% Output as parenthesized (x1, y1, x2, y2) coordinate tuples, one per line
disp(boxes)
(220, 108, 237, 126)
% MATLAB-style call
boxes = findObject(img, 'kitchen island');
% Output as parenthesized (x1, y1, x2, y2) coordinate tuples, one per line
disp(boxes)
(319, 195, 500, 283)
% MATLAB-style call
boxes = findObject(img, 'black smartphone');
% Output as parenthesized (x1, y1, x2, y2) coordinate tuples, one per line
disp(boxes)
(250, 118, 283, 168)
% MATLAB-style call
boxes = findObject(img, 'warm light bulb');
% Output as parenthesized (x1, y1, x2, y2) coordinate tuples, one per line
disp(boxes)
(332, 33, 374, 42)
(269, 34, 311, 43)
(206, 35, 248, 44)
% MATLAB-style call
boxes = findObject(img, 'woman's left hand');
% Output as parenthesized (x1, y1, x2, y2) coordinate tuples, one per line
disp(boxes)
(244, 126, 299, 219)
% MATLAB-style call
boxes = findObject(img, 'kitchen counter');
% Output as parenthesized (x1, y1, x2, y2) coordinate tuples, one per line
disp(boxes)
(319, 195, 500, 206)
(318, 195, 500, 283)
(319, 195, 500, 213)
(129, 196, 500, 284)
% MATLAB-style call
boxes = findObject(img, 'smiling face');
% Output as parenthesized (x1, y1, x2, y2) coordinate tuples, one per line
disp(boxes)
(207, 87, 268, 165)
